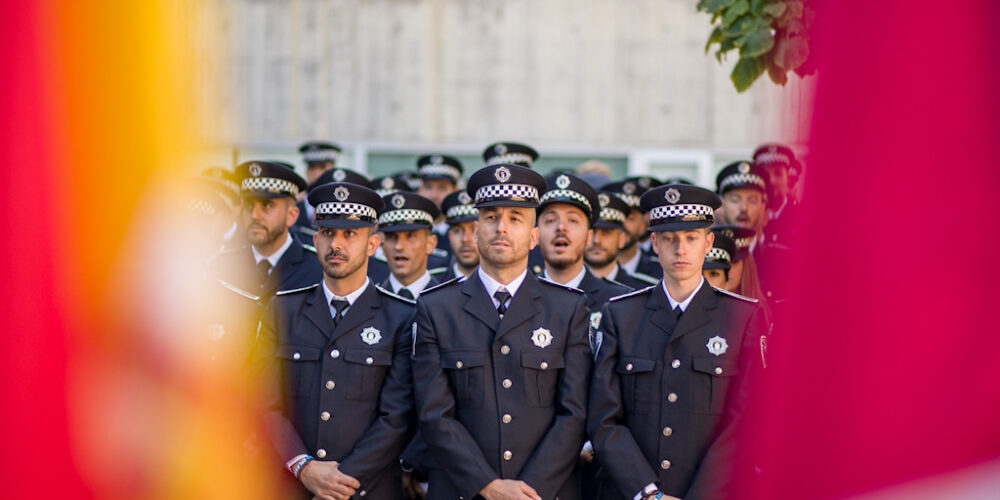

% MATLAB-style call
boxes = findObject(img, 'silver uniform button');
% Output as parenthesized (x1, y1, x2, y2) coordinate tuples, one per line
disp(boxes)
(456, 361, 464, 369)
(667, 392, 678, 403)
(671, 359, 680, 369)
(663, 427, 673, 437)
(316, 449, 327, 458)
(326, 380, 335, 390)
(320, 411, 330, 421)
(500, 345, 510, 355)
(293, 352, 301, 360)
(366, 357, 374, 365)
(715, 367, 723, 375)
(661, 459, 671, 470)
(540, 361, 549, 370)
(502, 379, 512, 389)
(625, 363, 633, 371)
(359, 491, 366, 497)
(330, 349, 340, 359)
(502, 414, 512, 424)
(503, 450, 512, 461)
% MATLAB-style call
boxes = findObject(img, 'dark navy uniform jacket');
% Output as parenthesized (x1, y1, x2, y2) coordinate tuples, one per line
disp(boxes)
(210, 233, 322, 303)
(412, 271, 593, 500)
(252, 282, 417, 499)
(587, 282, 767, 500)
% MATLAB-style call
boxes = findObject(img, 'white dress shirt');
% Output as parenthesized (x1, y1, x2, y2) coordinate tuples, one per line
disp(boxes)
(251, 231, 293, 270)
(542, 266, 586, 290)
(322, 277, 370, 320)
(662, 276, 705, 312)
(388, 271, 433, 298)
(477, 266, 528, 311)
(621, 249, 641, 275)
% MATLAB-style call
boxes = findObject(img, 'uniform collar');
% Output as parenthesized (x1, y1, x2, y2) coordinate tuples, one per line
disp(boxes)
(477, 266, 528, 300)
(252, 231, 293, 267)
(621, 248, 641, 274)
(389, 270, 432, 297)
(662, 276, 705, 312)
(542, 265, 586, 290)
(322, 277, 370, 307)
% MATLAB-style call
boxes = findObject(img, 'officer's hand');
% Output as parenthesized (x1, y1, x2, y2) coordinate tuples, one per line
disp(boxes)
(402, 470, 426, 500)
(299, 460, 361, 500)
(580, 448, 595, 463)
(479, 479, 542, 500)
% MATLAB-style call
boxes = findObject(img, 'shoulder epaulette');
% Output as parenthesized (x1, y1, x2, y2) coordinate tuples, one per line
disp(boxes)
(420, 277, 460, 295)
(428, 266, 449, 275)
(217, 279, 261, 302)
(609, 284, 656, 302)
(630, 272, 660, 285)
(430, 248, 449, 258)
(301, 243, 317, 254)
(275, 283, 320, 296)
(373, 253, 388, 263)
(297, 226, 317, 236)
(602, 277, 631, 290)
(647, 255, 660, 262)
(374, 284, 416, 304)
(537, 276, 584, 293)
(712, 286, 759, 303)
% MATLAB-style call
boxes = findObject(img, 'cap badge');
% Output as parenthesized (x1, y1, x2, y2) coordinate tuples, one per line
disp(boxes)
(458, 192, 472, 204)
(623, 182, 636, 194)
(739, 162, 751, 174)
(707, 335, 729, 356)
(333, 169, 347, 182)
(555, 174, 571, 189)
(495, 166, 512, 183)
(381, 177, 394, 189)
(638, 177, 651, 188)
(531, 327, 553, 349)
(249, 163, 262, 177)
(334, 186, 350, 202)
(431, 155, 443, 165)
(598, 193, 609, 207)
(665, 188, 681, 204)
(360, 326, 382, 346)
(391, 193, 406, 209)
(495, 143, 508, 155)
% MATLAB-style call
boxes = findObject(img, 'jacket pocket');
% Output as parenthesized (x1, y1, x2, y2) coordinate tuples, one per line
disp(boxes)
(691, 356, 740, 414)
(343, 349, 393, 401)
(277, 345, 322, 397)
(441, 351, 486, 409)
(615, 357, 656, 414)
(520, 352, 565, 407)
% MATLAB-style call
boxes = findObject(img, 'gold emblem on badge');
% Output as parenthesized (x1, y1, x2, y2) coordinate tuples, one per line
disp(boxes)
(531, 327, 553, 348)
(360, 326, 382, 345)
(381, 177, 394, 189)
(707, 335, 728, 356)
(739, 162, 751, 174)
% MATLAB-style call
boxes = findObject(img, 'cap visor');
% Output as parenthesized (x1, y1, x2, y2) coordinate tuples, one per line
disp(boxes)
(241, 191, 294, 200)
(593, 220, 625, 230)
(703, 261, 731, 270)
(314, 218, 376, 229)
(647, 220, 713, 233)
(447, 215, 478, 224)
(379, 224, 433, 233)
(475, 200, 539, 209)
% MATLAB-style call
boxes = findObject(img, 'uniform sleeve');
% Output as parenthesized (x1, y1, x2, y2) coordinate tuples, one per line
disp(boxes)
(684, 302, 768, 500)
(248, 299, 309, 466)
(587, 302, 659, 497)
(338, 307, 418, 489)
(517, 293, 593, 499)
(412, 299, 498, 499)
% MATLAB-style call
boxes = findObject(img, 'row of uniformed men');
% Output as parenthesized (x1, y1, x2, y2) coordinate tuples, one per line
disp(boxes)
(190, 152, 769, 500)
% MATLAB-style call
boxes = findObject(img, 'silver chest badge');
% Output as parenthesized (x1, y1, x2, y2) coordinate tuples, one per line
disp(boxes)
(706, 335, 728, 356)
(361, 326, 382, 345)
(531, 327, 553, 348)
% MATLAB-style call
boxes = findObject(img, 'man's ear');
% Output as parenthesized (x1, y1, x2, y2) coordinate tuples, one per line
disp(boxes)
(705, 231, 715, 255)
(529, 226, 540, 250)
(367, 230, 381, 257)
(617, 230, 628, 250)
(285, 198, 300, 228)
(426, 232, 438, 256)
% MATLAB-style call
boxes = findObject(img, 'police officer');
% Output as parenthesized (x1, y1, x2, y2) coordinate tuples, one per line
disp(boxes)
(715, 160, 769, 252)
(585, 192, 659, 290)
(295, 167, 372, 245)
(431, 190, 480, 281)
(701, 229, 736, 290)
(299, 141, 342, 185)
(628, 176, 664, 257)
(211, 161, 321, 303)
(602, 180, 663, 279)
(482, 141, 539, 168)
(588, 184, 768, 500)
(412, 163, 592, 500)
(414, 154, 462, 262)
(536, 172, 629, 339)
(252, 182, 416, 500)
(199, 166, 243, 252)
(372, 173, 413, 197)
(753, 143, 801, 247)
(378, 191, 443, 298)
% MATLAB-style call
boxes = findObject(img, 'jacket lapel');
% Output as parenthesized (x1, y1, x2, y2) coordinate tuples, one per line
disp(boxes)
(669, 283, 717, 343)
(495, 273, 541, 340)
(462, 272, 500, 332)
(646, 284, 678, 337)
(264, 234, 304, 296)
(303, 285, 337, 340)
(330, 283, 379, 344)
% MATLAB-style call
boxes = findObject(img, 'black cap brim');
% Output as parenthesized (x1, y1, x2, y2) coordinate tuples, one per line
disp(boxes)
(314, 218, 376, 229)
(476, 199, 539, 209)
(593, 220, 624, 230)
(703, 260, 731, 270)
(380, 223, 433, 233)
(648, 220, 714, 233)
(447, 215, 478, 224)
(241, 191, 294, 200)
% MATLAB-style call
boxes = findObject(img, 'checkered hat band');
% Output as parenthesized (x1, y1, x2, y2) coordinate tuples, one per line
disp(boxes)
(419, 164, 461, 180)
(378, 209, 435, 227)
(314, 202, 378, 223)
(756, 152, 790, 166)
(188, 198, 216, 216)
(446, 204, 478, 220)
(706, 247, 731, 263)
(241, 177, 300, 197)
(649, 203, 715, 222)
(734, 236, 753, 250)
(720, 173, 766, 191)
(474, 184, 539, 204)
(615, 193, 640, 208)
(486, 153, 534, 166)
(540, 189, 592, 212)
(599, 207, 626, 223)
(302, 150, 339, 162)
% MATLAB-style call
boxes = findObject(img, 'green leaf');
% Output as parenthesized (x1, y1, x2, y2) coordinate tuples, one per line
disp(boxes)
(737, 26, 774, 58)
(698, 0, 736, 14)
(722, 0, 750, 27)
(724, 14, 753, 37)
(750, 0, 766, 15)
(772, 34, 809, 69)
(731, 56, 766, 92)
(767, 60, 788, 85)
(705, 26, 724, 54)
(762, 3, 786, 18)
(717, 36, 737, 61)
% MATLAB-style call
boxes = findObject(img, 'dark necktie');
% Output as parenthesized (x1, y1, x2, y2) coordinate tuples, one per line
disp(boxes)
(398, 288, 414, 300)
(494, 289, 511, 317)
(257, 260, 273, 289)
(331, 299, 349, 326)
(673, 306, 683, 320)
